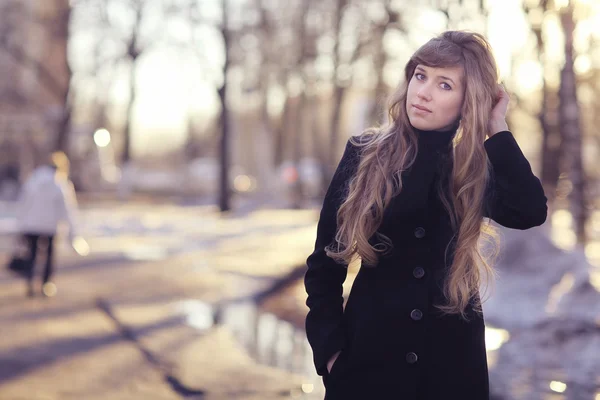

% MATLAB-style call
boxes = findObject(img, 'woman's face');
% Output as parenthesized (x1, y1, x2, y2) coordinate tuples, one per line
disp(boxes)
(405, 64, 465, 131)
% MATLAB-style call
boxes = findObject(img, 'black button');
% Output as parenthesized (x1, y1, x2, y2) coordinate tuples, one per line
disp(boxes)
(406, 352, 418, 364)
(410, 309, 423, 321)
(414, 227, 426, 238)
(413, 267, 425, 279)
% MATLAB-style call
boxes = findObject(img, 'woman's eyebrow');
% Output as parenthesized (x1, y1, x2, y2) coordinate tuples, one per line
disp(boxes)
(416, 66, 456, 85)
(439, 75, 456, 85)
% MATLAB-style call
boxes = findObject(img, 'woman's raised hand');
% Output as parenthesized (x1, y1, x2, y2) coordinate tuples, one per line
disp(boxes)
(489, 84, 509, 137)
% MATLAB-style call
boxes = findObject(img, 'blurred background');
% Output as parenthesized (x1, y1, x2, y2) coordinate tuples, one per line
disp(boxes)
(0, 0, 598, 399)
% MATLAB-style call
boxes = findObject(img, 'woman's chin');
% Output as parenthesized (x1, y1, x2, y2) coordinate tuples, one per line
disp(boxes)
(409, 117, 451, 132)
(409, 120, 435, 131)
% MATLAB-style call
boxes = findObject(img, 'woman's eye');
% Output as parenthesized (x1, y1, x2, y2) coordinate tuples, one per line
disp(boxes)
(415, 73, 425, 80)
(441, 83, 452, 90)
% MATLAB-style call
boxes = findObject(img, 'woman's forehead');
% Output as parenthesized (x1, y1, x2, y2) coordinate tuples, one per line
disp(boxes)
(415, 64, 464, 86)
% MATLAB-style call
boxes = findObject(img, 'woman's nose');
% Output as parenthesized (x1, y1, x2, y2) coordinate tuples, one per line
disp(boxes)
(417, 88, 431, 101)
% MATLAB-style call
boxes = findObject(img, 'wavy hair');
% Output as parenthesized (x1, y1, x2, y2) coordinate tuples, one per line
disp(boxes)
(325, 31, 501, 319)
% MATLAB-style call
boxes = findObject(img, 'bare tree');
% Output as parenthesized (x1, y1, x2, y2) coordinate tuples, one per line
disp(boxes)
(71, 0, 188, 163)
(559, 4, 586, 244)
(324, 0, 391, 156)
(121, 0, 144, 164)
(364, 0, 404, 127)
(289, 0, 313, 209)
(219, 0, 232, 212)
(523, 0, 562, 203)
(325, 0, 348, 182)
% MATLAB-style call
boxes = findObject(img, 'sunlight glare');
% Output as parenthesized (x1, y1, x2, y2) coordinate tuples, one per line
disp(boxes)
(416, 9, 447, 32)
(543, 15, 566, 65)
(94, 129, 111, 148)
(515, 61, 543, 94)
(554, 0, 569, 10)
(485, 327, 510, 351)
(589, 269, 600, 291)
(173, 300, 215, 331)
(234, 175, 255, 193)
(302, 384, 314, 394)
(72, 236, 90, 256)
(585, 242, 600, 263)
(552, 209, 573, 228)
(549, 381, 567, 393)
(546, 273, 575, 314)
(42, 282, 57, 297)
(551, 233, 575, 250)
(487, 0, 530, 80)
(575, 55, 592, 75)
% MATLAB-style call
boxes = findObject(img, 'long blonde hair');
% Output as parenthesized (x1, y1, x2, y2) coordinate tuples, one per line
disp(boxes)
(326, 31, 501, 319)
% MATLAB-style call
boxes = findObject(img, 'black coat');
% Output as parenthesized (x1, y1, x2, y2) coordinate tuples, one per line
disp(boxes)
(304, 130, 548, 400)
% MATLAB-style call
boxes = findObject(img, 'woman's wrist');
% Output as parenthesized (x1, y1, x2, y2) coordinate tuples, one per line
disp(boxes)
(489, 119, 509, 137)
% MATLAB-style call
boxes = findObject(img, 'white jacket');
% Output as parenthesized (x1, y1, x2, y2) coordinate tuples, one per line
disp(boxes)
(16, 166, 77, 237)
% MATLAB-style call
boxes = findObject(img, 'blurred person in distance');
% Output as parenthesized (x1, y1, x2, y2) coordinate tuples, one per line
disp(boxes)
(16, 151, 80, 297)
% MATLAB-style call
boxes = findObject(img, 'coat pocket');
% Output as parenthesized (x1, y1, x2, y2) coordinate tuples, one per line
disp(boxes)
(326, 348, 349, 384)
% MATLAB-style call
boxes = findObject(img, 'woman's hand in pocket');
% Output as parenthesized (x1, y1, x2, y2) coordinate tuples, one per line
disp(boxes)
(327, 350, 341, 374)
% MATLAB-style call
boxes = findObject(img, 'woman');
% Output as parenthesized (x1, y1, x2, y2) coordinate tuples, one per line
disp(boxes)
(304, 31, 547, 400)
(17, 152, 78, 297)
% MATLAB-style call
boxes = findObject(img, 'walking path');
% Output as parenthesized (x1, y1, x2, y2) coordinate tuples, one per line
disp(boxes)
(0, 201, 323, 400)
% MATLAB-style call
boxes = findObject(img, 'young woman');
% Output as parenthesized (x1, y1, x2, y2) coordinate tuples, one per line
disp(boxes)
(304, 31, 547, 400)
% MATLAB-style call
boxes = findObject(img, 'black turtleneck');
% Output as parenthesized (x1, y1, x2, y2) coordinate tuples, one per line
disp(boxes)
(413, 125, 457, 155)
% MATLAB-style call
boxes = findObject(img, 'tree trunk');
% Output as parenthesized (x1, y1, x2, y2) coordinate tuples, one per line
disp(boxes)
(311, 95, 327, 198)
(527, 1, 561, 203)
(122, 59, 137, 163)
(367, 25, 387, 126)
(289, 0, 311, 209)
(256, 85, 275, 200)
(291, 92, 306, 209)
(52, 0, 72, 154)
(324, 0, 347, 192)
(274, 95, 289, 167)
(54, 100, 72, 153)
(540, 87, 561, 202)
(559, 6, 586, 244)
(219, 0, 231, 212)
(325, 84, 345, 194)
(256, 0, 277, 198)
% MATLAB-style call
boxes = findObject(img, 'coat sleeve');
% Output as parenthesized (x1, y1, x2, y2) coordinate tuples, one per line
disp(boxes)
(304, 138, 360, 376)
(57, 180, 78, 240)
(483, 130, 548, 229)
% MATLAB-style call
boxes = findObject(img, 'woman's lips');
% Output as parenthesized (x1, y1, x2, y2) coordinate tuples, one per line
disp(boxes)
(412, 104, 432, 113)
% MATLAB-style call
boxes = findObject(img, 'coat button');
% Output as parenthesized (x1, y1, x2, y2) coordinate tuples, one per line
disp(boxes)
(413, 267, 425, 279)
(414, 227, 426, 238)
(410, 309, 423, 321)
(406, 352, 418, 364)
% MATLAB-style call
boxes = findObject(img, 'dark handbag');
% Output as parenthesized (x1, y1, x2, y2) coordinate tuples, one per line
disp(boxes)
(5, 235, 31, 278)
(7, 256, 30, 277)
